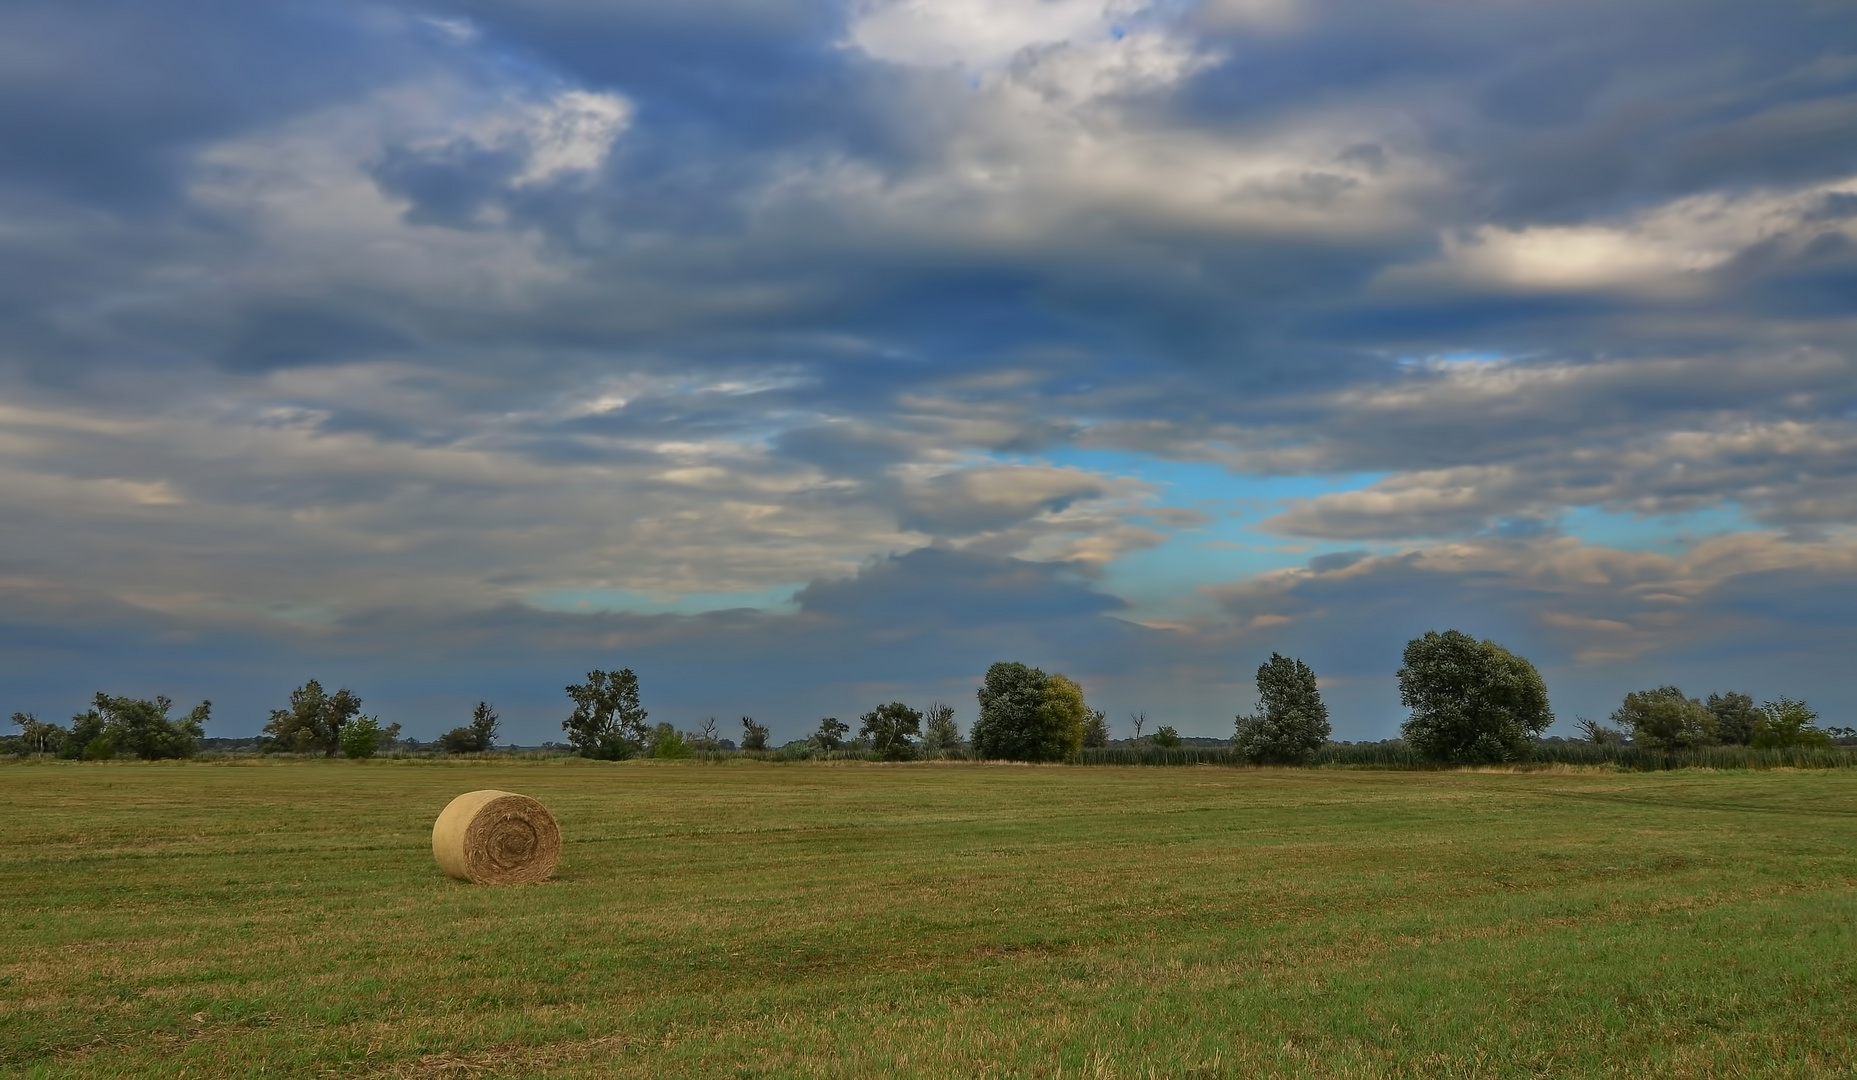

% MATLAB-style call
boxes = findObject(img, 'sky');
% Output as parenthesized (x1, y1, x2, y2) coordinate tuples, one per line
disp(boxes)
(3, 0, 1856, 745)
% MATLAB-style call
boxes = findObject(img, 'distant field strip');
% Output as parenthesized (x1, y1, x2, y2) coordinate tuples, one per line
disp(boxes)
(2, 761, 1854, 1078)
(1077, 743, 1857, 769)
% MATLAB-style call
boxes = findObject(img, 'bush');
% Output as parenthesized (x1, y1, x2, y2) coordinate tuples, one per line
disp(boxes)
(1081, 709, 1109, 749)
(1398, 630, 1553, 763)
(1151, 726, 1181, 748)
(1234, 653, 1331, 764)
(740, 717, 770, 751)
(82, 734, 118, 760)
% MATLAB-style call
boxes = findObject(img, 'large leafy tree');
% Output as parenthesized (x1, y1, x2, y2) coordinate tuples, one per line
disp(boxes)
(971, 662, 1089, 762)
(563, 669, 649, 760)
(264, 680, 365, 757)
(859, 702, 923, 760)
(92, 693, 209, 760)
(1706, 691, 1759, 746)
(1234, 653, 1331, 764)
(66, 708, 107, 759)
(1398, 630, 1553, 763)
(1613, 686, 1717, 751)
(1752, 697, 1831, 748)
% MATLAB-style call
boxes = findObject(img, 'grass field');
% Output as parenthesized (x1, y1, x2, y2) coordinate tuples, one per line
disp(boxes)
(3, 761, 1855, 1078)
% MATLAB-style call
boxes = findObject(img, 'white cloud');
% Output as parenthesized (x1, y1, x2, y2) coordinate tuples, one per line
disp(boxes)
(1381, 176, 1857, 296)
(1198, 0, 1304, 32)
(757, 32, 1436, 249)
(848, 0, 1150, 69)
(513, 90, 631, 186)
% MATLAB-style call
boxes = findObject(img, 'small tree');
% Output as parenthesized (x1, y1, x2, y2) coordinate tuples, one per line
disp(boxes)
(1151, 725, 1181, 748)
(440, 701, 501, 753)
(859, 702, 923, 760)
(920, 702, 960, 757)
(471, 701, 500, 748)
(1575, 716, 1627, 745)
(740, 717, 770, 751)
(650, 722, 692, 759)
(813, 717, 849, 751)
(1081, 709, 1109, 749)
(1234, 653, 1331, 764)
(563, 669, 649, 760)
(1129, 712, 1147, 741)
(1612, 686, 1717, 751)
(1706, 692, 1759, 746)
(340, 717, 388, 759)
(1398, 630, 1553, 763)
(264, 680, 364, 757)
(692, 717, 721, 750)
(10, 713, 66, 757)
(1039, 675, 1089, 761)
(1752, 697, 1831, 748)
(87, 694, 208, 761)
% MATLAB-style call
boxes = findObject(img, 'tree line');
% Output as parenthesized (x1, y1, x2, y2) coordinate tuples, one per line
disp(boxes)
(7, 628, 1843, 763)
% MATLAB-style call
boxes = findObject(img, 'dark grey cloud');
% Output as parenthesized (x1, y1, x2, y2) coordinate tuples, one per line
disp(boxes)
(2, 0, 1856, 738)
(0, 548, 1183, 743)
(1207, 532, 1857, 729)
(0, 1, 425, 211)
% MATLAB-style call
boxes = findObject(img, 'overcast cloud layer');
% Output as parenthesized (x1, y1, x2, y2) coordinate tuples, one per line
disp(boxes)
(3, 0, 1856, 742)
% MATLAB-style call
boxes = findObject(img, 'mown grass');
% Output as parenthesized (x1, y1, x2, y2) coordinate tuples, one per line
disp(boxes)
(2, 760, 1854, 1078)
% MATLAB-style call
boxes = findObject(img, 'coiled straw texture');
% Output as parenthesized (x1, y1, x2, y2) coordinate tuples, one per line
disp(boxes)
(432, 789, 561, 884)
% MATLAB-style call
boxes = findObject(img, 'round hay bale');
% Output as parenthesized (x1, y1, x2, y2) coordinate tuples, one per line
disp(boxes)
(432, 789, 561, 884)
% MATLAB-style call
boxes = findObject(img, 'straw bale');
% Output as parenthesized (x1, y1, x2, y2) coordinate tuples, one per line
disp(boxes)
(431, 789, 561, 884)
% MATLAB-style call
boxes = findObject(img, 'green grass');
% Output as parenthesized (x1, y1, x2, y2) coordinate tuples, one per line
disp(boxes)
(3, 761, 1855, 1078)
